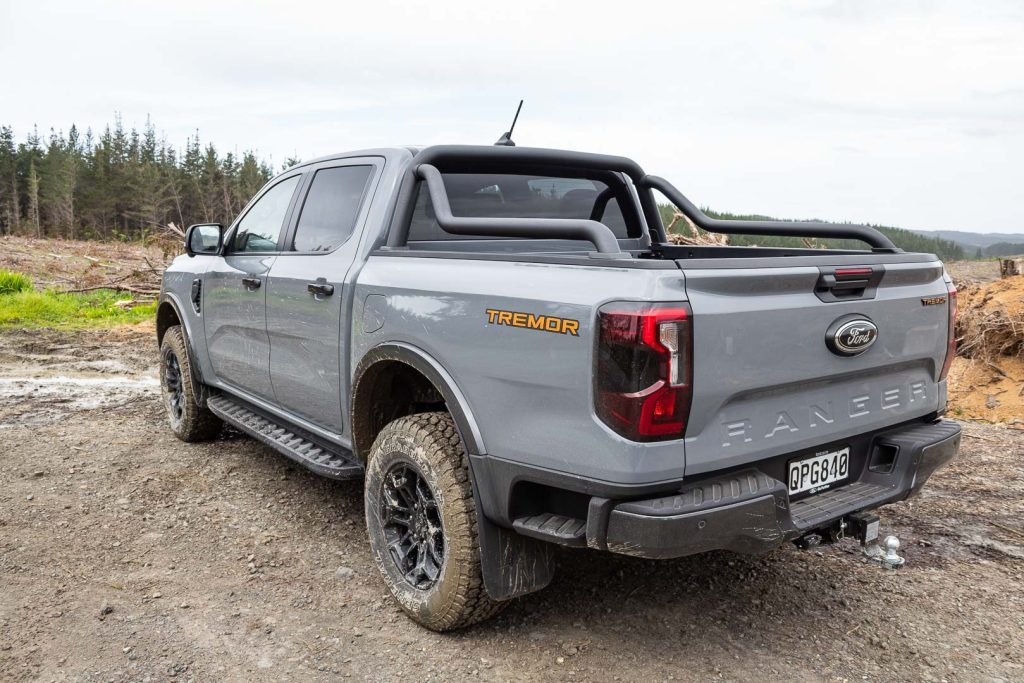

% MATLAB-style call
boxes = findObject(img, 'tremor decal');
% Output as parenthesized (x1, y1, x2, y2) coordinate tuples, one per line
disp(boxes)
(485, 308, 580, 336)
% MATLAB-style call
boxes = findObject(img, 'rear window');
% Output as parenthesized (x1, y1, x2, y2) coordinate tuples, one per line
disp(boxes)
(292, 165, 373, 252)
(407, 172, 636, 242)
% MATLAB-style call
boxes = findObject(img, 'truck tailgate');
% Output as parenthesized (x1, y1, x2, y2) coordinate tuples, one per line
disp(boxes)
(680, 259, 950, 476)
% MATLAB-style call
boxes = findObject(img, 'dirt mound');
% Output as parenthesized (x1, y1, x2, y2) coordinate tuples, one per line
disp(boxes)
(947, 356, 1024, 427)
(949, 275, 1024, 424)
(956, 275, 1024, 360)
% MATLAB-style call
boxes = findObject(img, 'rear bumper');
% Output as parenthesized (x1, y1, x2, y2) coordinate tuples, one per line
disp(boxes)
(473, 418, 961, 560)
(600, 419, 960, 559)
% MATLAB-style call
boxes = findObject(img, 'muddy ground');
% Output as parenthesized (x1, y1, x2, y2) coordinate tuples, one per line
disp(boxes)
(1, 326, 1023, 683)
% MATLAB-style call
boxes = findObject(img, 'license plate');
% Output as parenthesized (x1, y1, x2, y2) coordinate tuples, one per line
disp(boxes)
(788, 447, 850, 496)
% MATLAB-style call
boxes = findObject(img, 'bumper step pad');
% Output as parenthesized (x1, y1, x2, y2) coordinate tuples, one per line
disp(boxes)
(208, 395, 363, 480)
(790, 482, 891, 530)
(513, 513, 587, 547)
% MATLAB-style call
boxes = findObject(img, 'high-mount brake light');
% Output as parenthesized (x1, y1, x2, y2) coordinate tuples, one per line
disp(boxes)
(938, 280, 958, 382)
(595, 303, 693, 441)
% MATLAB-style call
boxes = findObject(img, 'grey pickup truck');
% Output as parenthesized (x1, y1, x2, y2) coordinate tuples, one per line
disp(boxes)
(157, 144, 961, 630)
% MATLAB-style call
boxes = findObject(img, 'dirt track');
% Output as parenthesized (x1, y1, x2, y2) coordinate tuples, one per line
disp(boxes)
(1, 327, 1023, 682)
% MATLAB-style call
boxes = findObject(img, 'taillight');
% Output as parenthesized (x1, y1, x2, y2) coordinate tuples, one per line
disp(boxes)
(938, 279, 957, 381)
(595, 302, 693, 441)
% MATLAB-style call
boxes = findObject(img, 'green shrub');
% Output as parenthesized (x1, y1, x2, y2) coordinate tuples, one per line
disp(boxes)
(0, 270, 33, 295)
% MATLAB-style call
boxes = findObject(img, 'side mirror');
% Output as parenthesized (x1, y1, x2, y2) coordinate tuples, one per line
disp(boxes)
(184, 223, 224, 257)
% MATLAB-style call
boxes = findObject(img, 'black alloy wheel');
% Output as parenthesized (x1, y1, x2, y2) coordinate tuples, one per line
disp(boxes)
(380, 462, 445, 590)
(163, 349, 185, 422)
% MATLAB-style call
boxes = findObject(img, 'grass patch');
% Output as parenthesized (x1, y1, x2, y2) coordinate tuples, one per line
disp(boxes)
(0, 269, 33, 295)
(0, 288, 156, 329)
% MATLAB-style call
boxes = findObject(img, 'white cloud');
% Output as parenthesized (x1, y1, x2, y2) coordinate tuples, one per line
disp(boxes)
(2, 0, 1022, 232)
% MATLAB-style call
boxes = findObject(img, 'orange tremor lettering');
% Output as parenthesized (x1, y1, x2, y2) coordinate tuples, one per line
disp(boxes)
(485, 308, 580, 336)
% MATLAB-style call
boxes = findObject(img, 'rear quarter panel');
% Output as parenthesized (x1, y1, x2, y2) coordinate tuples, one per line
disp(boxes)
(351, 255, 690, 485)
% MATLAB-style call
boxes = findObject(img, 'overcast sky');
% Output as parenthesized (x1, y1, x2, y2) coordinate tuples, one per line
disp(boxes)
(2, 0, 1022, 233)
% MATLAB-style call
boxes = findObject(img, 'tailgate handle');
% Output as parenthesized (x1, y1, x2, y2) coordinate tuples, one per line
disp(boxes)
(815, 266, 883, 302)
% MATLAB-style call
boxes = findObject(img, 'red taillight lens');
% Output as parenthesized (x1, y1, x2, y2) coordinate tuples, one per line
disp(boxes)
(938, 280, 957, 381)
(595, 303, 693, 441)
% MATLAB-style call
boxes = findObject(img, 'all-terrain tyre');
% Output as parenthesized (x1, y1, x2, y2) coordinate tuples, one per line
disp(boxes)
(365, 412, 504, 631)
(159, 325, 221, 442)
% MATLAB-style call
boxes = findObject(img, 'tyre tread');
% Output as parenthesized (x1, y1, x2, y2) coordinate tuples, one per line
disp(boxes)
(367, 411, 504, 631)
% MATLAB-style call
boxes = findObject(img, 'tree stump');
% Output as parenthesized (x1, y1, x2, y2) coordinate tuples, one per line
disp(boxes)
(999, 258, 1024, 278)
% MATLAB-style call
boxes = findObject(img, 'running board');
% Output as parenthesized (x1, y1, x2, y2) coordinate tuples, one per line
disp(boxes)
(207, 394, 363, 480)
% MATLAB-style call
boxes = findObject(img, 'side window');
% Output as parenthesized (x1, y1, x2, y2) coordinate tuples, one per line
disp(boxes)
(232, 175, 300, 253)
(292, 165, 373, 252)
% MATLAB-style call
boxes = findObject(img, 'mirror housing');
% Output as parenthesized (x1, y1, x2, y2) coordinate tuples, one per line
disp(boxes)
(184, 223, 224, 257)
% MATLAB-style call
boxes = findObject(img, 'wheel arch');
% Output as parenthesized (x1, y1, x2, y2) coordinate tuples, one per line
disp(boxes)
(156, 294, 190, 346)
(350, 342, 486, 464)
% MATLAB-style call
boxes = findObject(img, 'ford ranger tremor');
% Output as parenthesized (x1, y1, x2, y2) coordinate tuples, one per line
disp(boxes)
(157, 144, 961, 631)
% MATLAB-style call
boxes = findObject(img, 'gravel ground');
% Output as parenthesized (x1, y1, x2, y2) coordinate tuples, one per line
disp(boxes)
(1, 327, 1022, 682)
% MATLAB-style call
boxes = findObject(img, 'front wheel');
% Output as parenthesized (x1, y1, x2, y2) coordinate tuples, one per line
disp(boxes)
(159, 325, 221, 442)
(364, 412, 504, 631)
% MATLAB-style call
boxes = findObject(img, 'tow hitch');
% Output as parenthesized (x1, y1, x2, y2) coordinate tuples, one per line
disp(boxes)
(794, 511, 906, 568)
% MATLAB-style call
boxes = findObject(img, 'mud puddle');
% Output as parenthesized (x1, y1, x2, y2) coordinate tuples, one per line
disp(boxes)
(0, 325, 160, 428)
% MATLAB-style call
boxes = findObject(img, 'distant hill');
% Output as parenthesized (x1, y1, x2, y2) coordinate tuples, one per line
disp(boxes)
(983, 242, 1024, 257)
(658, 205, 967, 260)
(909, 229, 1024, 249)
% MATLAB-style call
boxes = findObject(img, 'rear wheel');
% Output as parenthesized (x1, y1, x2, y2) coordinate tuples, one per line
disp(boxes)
(365, 412, 504, 631)
(160, 325, 220, 442)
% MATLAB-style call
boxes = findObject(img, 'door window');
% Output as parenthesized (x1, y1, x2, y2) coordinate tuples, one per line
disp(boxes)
(292, 165, 373, 252)
(232, 175, 300, 252)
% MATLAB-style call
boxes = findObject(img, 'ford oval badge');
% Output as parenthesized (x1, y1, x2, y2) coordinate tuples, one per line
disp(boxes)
(826, 315, 878, 356)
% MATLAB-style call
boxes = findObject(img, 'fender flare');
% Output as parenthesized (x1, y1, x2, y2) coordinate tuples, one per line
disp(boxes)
(351, 342, 486, 457)
(351, 342, 554, 601)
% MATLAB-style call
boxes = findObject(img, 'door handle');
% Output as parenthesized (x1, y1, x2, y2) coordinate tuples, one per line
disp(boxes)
(242, 277, 261, 290)
(307, 281, 335, 298)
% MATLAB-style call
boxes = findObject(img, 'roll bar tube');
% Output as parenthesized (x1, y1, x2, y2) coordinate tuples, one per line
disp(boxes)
(641, 175, 897, 251)
(385, 145, 897, 253)
(415, 163, 626, 256)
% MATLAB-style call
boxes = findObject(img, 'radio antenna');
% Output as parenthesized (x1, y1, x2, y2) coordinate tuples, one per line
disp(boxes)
(494, 100, 524, 146)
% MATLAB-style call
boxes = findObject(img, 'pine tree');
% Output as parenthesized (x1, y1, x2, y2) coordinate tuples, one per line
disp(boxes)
(27, 159, 41, 237)
(0, 126, 19, 234)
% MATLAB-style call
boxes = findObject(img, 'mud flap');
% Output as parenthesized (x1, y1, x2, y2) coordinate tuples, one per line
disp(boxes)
(468, 461, 555, 601)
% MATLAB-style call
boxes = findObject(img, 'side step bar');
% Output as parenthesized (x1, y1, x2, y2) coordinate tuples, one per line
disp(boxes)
(207, 394, 363, 480)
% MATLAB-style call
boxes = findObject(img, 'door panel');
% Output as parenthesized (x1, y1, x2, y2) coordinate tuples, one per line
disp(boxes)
(265, 256, 346, 429)
(204, 254, 278, 399)
(266, 162, 377, 432)
(203, 173, 302, 400)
